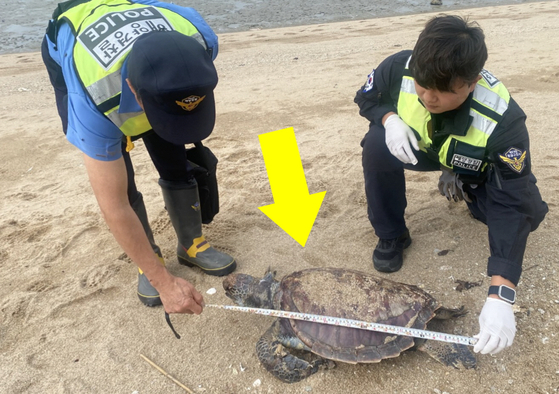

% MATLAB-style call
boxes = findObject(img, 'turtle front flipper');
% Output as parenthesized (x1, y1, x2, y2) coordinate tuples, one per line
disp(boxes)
(256, 320, 331, 383)
(416, 340, 476, 370)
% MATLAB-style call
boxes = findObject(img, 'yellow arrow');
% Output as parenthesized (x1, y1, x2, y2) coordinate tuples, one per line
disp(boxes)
(258, 127, 326, 247)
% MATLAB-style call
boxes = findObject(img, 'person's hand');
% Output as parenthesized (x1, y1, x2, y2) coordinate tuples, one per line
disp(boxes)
(384, 114, 419, 165)
(438, 167, 472, 202)
(158, 274, 205, 315)
(474, 297, 516, 355)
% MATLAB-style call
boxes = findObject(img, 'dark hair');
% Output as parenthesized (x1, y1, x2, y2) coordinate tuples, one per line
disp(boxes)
(409, 15, 487, 92)
(126, 75, 143, 104)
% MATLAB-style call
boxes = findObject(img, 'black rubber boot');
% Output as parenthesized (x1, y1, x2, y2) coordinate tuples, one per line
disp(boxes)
(372, 230, 412, 273)
(159, 179, 236, 276)
(131, 193, 163, 307)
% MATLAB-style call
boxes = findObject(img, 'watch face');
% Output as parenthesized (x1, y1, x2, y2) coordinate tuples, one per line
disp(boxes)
(499, 286, 516, 303)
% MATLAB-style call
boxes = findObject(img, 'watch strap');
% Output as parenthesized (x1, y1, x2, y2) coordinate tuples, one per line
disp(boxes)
(488, 285, 516, 304)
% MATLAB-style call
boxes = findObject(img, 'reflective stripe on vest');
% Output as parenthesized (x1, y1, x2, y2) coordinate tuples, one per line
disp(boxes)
(57, 0, 206, 136)
(397, 56, 510, 171)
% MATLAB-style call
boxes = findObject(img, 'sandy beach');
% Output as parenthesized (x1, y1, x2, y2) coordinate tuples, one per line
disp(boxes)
(1, 1, 559, 393)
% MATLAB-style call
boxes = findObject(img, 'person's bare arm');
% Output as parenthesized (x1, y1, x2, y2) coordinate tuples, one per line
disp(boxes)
(83, 154, 204, 314)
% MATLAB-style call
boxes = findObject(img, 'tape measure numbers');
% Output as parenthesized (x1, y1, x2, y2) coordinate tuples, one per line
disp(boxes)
(207, 304, 477, 346)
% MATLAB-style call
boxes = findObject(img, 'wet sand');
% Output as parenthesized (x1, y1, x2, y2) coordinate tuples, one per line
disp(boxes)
(0, 0, 545, 54)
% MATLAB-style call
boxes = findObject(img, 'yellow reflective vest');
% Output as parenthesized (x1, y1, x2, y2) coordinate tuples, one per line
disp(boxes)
(55, 0, 209, 137)
(397, 56, 511, 175)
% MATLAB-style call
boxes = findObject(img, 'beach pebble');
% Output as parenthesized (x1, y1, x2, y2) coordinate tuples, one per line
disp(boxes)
(253, 379, 261, 388)
(206, 288, 217, 295)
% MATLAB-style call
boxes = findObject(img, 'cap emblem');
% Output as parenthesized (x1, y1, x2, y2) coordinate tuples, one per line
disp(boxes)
(176, 95, 206, 111)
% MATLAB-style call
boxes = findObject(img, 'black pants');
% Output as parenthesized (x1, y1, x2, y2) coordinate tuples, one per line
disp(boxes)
(361, 124, 441, 239)
(41, 37, 192, 205)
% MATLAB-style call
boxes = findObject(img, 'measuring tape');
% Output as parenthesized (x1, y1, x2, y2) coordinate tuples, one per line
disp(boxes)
(206, 304, 477, 346)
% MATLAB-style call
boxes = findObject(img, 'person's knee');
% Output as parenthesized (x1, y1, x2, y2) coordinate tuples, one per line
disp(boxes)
(528, 174, 548, 231)
(530, 196, 548, 231)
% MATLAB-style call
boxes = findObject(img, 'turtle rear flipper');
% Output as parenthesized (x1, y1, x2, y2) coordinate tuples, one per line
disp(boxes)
(417, 340, 476, 370)
(434, 306, 468, 320)
(256, 320, 332, 383)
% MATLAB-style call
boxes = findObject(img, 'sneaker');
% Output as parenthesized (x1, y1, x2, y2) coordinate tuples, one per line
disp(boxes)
(137, 268, 162, 307)
(373, 230, 412, 273)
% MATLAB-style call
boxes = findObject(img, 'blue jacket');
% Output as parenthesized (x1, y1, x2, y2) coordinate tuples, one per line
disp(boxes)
(45, 0, 218, 160)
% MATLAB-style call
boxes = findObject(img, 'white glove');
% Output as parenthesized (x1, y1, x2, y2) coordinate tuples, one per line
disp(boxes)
(384, 114, 419, 165)
(474, 297, 516, 355)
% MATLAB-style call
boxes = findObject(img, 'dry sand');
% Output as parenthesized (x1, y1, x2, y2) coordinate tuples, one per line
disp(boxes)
(1, 2, 559, 393)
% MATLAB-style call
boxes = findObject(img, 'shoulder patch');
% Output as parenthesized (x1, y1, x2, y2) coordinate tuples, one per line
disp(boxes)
(499, 147, 527, 173)
(363, 69, 375, 92)
(480, 69, 500, 88)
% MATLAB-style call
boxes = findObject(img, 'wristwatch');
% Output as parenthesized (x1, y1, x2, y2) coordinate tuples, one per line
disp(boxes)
(488, 285, 516, 304)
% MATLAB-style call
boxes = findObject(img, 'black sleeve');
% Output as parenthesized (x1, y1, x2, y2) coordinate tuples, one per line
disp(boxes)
(486, 98, 530, 178)
(354, 50, 412, 126)
(482, 97, 548, 285)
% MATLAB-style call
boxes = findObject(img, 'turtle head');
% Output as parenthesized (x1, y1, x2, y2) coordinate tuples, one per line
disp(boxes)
(222, 268, 280, 309)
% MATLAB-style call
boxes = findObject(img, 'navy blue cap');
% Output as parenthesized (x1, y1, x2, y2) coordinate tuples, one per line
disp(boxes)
(127, 31, 218, 145)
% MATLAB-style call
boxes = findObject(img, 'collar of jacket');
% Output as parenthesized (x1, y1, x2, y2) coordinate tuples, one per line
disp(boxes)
(417, 92, 474, 138)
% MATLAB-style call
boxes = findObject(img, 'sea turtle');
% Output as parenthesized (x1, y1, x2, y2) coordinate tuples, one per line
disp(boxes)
(223, 267, 476, 383)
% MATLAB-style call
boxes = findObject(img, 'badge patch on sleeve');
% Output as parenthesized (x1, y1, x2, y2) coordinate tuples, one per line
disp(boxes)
(499, 147, 527, 173)
(363, 69, 375, 92)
